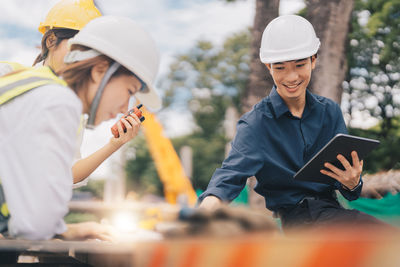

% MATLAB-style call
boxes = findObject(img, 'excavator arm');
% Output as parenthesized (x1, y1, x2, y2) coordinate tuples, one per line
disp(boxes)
(141, 107, 197, 206)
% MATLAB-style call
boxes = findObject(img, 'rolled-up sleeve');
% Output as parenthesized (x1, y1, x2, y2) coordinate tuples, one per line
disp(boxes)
(198, 120, 264, 203)
(335, 179, 363, 201)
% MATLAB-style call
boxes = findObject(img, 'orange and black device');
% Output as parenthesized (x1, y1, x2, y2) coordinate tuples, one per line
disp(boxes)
(111, 104, 145, 138)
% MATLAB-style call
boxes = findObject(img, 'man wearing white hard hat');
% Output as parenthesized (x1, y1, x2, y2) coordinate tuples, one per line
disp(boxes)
(198, 15, 386, 230)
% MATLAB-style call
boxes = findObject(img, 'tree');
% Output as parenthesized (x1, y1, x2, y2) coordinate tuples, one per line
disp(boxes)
(343, 0, 400, 137)
(341, 0, 400, 199)
(304, 0, 355, 103)
(242, 0, 279, 113)
(125, 135, 163, 196)
(345, 0, 400, 169)
(238, 0, 280, 209)
(349, 121, 400, 173)
(126, 31, 252, 194)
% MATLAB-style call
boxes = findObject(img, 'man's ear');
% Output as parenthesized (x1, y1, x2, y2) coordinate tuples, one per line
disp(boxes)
(90, 61, 109, 84)
(45, 32, 57, 49)
(311, 54, 317, 70)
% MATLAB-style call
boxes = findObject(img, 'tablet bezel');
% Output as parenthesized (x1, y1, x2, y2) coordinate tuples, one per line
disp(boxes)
(293, 134, 380, 185)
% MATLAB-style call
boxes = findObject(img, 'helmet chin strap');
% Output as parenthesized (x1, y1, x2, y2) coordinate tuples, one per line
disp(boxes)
(86, 61, 121, 128)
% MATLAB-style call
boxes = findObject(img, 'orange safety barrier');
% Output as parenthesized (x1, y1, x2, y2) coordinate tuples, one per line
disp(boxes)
(132, 226, 400, 267)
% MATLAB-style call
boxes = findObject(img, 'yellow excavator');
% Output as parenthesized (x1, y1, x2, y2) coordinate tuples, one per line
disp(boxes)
(111, 105, 198, 206)
(141, 107, 197, 206)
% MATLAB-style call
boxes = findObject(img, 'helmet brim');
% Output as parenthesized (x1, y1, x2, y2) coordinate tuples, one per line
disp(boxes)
(135, 83, 162, 111)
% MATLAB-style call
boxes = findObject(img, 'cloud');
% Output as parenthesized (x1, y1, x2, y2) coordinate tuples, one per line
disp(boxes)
(0, 37, 39, 66)
(96, 0, 255, 76)
(0, 0, 58, 30)
(0, 0, 255, 76)
(0, 0, 306, 73)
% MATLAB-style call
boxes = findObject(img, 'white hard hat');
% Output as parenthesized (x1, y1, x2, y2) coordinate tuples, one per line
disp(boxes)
(68, 15, 162, 110)
(259, 15, 320, 64)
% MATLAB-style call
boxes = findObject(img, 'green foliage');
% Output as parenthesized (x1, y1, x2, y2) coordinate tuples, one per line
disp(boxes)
(297, 7, 307, 17)
(164, 30, 251, 190)
(172, 134, 228, 190)
(64, 212, 100, 224)
(125, 134, 163, 196)
(343, 0, 400, 174)
(344, 0, 400, 137)
(163, 30, 251, 114)
(362, 0, 400, 68)
(348, 117, 400, 173)
(124, 132, 228, 194)
(125, 30, 251, 194)
(74, 179, 105, 200)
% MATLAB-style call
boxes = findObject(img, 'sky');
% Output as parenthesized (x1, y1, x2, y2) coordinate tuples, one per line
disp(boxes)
(0, 0, 306, 179)
(0, 0, 306, 76)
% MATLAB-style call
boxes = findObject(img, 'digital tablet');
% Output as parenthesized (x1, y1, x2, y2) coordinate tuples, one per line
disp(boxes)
(293, 134, 380, 185)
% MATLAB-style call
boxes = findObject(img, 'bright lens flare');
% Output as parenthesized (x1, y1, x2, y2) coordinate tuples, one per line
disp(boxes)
(112, 212, 138, 233)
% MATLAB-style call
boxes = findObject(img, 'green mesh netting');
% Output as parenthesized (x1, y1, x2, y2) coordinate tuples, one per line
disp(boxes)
(339, 193, 400, 227)
(196, 185, 249, 205)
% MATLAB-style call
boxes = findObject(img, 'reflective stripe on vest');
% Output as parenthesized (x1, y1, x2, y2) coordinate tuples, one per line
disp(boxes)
(0, 66, 67, 233)
(0, 66, 67, 106)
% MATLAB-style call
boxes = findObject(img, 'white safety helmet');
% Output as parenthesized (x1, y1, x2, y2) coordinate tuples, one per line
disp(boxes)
(66, 15, 161, 113)
(259, 15, 320, 64)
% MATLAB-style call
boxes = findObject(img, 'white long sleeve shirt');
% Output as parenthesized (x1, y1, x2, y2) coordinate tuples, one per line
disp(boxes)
(72, 114, 89, 189)
(1, 62, 88, 188)
(0, 84, 82, 240)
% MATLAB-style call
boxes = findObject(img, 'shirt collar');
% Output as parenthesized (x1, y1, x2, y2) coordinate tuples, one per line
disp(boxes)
(269, 86, 289, 118)
(268, 86, 324, 118)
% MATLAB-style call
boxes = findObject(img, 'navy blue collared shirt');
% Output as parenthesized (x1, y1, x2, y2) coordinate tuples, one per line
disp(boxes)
(199, 87, 362, 211)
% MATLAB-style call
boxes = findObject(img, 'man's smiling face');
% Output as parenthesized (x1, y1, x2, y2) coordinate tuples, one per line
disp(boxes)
(266, 56, 317, 101)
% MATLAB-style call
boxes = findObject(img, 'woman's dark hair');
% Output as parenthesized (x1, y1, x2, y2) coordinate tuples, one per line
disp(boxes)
(59, 44, 133, 94)
(33, 28, 79, 66)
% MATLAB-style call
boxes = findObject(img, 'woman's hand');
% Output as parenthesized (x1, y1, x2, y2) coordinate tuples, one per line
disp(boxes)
(320, 151, 363, 190)
(60, 222, 118, 242)
(109, 114, 141, 150)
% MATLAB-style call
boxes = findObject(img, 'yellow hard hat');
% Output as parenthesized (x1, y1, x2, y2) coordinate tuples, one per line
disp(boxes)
(38, 0, 102, 34)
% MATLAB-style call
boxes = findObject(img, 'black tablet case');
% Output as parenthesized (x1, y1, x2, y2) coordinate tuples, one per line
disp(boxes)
(293, 134, 380, 185)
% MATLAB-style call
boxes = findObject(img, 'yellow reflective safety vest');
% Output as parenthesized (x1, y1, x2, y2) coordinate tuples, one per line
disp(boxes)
(0, 66, 66, 233)
(0, 66, 66, 105)
(0, 61, 26, 77)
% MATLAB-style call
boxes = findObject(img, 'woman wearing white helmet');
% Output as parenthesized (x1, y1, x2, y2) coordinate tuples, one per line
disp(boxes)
(34, 0, 161, 189)
(199, 15, 386, 229)
(1, 0, 159, 190)
(0, 15, 161, 240)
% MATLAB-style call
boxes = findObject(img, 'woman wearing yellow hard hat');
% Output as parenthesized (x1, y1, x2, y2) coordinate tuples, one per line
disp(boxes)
(0, 15, 161, 240)
(33, 0, 102, 72)
(32, 0, 161, 189)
